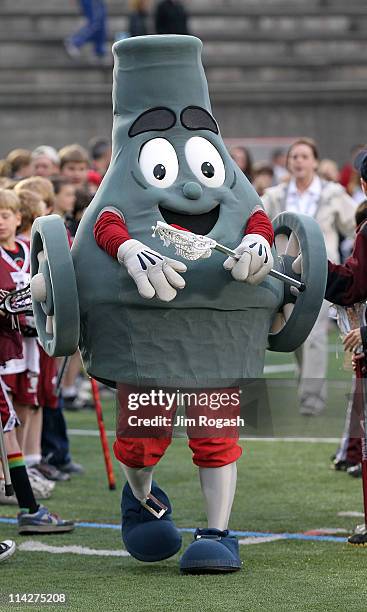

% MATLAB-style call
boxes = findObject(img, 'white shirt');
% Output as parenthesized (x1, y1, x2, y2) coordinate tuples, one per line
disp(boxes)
(285, 175, 322, 217)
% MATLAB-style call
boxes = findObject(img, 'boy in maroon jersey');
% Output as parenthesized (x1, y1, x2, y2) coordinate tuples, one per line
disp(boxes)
(0, 189, 74, 533)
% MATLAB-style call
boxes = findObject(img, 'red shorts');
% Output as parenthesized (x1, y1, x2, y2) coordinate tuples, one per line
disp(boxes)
(114, 383, 242, 469)
(37, 347, 58, 409)
(0, 377, 20, 431)
(2, 370, 38, 408)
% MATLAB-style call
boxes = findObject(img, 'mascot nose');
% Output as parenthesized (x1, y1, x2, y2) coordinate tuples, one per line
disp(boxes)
(183, 181, 202, 200)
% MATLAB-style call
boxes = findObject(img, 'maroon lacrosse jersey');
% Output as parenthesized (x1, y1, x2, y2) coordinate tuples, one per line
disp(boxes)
(0, 239, 29, 365)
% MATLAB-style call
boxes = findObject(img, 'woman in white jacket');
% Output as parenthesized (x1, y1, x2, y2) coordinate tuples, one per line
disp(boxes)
(262, 137, 356, 416)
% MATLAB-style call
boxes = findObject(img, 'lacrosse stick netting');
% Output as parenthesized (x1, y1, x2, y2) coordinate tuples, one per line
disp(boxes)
(152, 221, 305, 290)
(0, 285, 33, 315)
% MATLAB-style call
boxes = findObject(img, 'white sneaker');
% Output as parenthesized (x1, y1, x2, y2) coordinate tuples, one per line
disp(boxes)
(0, 480, 17, 505)
(0, 540, 16, 562)
(26, 467, 55, 499)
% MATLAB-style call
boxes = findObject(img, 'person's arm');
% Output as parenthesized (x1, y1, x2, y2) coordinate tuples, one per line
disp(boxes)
(325, 224, 367, 305)
(333, 189, 356, 238)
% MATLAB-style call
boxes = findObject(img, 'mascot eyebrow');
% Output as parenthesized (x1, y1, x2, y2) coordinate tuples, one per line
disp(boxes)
(180, 106, 219, 134)
(128, 107, 176, 137)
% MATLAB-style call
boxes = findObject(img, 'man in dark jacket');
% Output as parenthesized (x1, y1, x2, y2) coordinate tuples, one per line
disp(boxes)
(154, 0, 189, 34)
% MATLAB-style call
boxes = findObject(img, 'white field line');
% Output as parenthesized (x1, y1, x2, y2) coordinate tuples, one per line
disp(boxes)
(337, 511, 364, 518)
(264, 364, 296, 374)
(238, 535, 286, 545)
(67, 429, 339, 443)
(305, 528, 348, 534)
(18, 541, 130, 557)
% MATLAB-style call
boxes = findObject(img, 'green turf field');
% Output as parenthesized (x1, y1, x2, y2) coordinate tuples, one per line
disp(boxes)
(1, 330, 366, 612)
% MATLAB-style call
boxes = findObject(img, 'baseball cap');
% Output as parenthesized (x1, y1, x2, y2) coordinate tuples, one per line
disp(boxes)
(353, 149, 367, 181)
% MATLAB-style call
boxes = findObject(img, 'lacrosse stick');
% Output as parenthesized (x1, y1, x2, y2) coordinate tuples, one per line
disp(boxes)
(333, 303, 367, 546)
(0, 417, 14, 497)
(152, 221, 305, 292)
(90, 378, 116, 490)
(56, 356, 70, 397)
(0, 285, 32, 315)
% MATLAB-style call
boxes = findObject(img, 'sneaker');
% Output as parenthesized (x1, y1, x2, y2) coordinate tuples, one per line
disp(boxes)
(347, 463, 362, 478)
(331, 458, 357, 472)
(56, 461, 84, 475)
(0, 480, 17, 505)
(0, 540, 16, 562)
(18, 505, 74, 534)
(32, 463, 70, 482)
(64, 39, 80, 58)
(62, 395, 79, 411)
(300, 404, 324, 416)
(26, 467, 55, 499)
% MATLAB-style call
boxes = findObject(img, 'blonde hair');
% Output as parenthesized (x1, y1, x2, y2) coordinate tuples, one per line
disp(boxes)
(14, 176, 55, 210)
(0, 189, 20, 213)
(58, 144, 89, 169)
(0, 177, 16, 189)
(17, 189, 44, 233)
(0, 159, 11, 178)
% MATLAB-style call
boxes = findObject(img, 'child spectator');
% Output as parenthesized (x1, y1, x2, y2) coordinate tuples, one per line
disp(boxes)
(252, 162, 274, 197)
(326, 149, 367, 475)
(14, 176, 55, 214)
(59, 144, 90, 192)
(16, 190, 47, 240)
(51, 176, 76, 219)
(65, 189, 93, 238)
(87, 137, 111, 193)
(6, 150, 32, 180)
(0, 189, 74, 532)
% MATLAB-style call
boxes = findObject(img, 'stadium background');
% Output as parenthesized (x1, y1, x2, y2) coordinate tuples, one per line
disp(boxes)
(1, 0, 367, 161)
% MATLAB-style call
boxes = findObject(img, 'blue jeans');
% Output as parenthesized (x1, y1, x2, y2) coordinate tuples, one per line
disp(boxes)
(41, 401, 71, 467)
(70, 0, 107, 56)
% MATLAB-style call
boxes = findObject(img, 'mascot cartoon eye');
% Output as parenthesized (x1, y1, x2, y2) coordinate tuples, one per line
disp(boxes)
(139, 138, 179, 188)
(184, 136, 225, 188)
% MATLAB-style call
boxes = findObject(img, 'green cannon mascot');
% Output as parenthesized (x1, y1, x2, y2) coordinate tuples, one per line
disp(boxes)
(30, 35, 327, 573)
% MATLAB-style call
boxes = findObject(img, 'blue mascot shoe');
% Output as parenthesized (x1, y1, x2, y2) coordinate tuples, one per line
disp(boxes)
(121, 481, 182, 562)
(180, 528, 242, 574)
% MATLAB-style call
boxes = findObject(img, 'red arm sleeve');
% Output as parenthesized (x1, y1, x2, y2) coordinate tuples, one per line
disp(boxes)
(244, 209, 274, 246)
(94, 211, 132, 259)
(325, 224, 367, 305)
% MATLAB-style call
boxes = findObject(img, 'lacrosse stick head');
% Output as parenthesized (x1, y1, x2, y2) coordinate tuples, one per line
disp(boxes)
(0, 285, 33, 315)
(152, 221, 216, 261)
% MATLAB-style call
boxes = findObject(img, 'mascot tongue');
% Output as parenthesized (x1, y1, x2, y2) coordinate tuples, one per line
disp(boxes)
(171, 224, 190, 232)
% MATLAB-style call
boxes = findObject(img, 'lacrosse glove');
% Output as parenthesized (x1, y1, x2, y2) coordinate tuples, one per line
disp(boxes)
(223, 233, 273, 285)
(117, 239, 187, 302)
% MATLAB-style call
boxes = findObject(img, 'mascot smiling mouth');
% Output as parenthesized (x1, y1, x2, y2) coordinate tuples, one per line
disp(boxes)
(158, 204, 220, 235)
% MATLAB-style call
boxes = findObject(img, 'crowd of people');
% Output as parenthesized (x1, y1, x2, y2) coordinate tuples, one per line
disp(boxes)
(0, 138, 112, 545)
(0, 132, 366, 560)
(64, 0, 190, 60)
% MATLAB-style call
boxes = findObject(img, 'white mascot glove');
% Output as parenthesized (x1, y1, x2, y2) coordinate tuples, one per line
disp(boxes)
(223, 234, 273, 285)
(117, 239, 187, 302)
